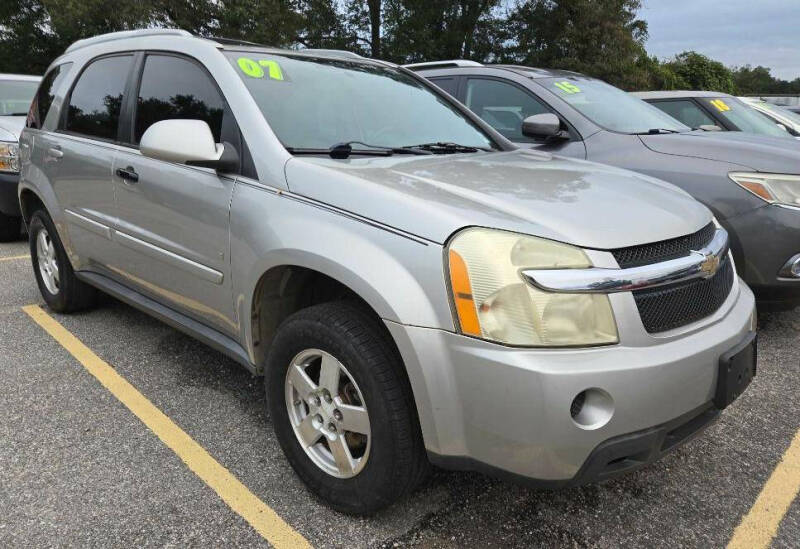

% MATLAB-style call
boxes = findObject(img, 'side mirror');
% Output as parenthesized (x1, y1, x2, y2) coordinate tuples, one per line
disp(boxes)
(140, 119, 239, 172)
(698, 124, 723, 132)
(521, 113, 567, 140)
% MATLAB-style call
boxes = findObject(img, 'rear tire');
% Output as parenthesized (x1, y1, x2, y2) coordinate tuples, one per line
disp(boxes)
(265, 301, 429, 515)
(29, 209, 96, 313)
(0, 212, 21, 242)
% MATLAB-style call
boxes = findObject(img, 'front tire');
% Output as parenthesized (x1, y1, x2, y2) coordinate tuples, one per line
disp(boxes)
(29, 209, 96, 313)
(265, 301, 428, 515)
(0, 211, 21, 242)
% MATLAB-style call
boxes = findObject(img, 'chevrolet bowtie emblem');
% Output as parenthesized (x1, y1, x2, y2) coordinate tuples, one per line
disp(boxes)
(699, 252, 721, 277)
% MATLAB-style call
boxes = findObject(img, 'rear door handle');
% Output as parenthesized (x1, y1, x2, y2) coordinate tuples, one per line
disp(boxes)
(47, 147, 63, 160)
(116, 166, 139, 183)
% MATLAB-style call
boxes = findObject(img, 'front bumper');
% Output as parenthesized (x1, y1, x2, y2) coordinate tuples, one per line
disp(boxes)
(0, 172, 21, 217)
(724, 204, 800, 308)
(386, 279, 756, 485)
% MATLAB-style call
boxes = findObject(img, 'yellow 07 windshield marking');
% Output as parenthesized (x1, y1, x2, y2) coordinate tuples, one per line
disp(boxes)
(236, 57, 284, 81)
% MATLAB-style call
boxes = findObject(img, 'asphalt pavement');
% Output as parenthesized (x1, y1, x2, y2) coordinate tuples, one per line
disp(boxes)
(1, 238, 798, 548)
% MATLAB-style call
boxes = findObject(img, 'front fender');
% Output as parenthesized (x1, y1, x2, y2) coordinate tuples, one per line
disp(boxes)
(229, 181, 455, 364)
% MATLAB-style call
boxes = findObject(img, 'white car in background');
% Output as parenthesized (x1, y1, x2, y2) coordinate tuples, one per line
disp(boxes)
(740, 97, 800, 139)
(0, 73, 41, 240)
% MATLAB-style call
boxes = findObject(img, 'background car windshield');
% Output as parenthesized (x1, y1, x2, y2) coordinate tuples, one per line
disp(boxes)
(709, 97, 795, 138)
(759, 103, 800, 127)
(0, 80, 39, 115)
(226, 53, 494, 150)
(542, 77, 689, 134)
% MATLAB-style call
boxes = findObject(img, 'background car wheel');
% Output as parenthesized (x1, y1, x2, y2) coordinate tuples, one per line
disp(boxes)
(265, 301, 429, 515)
(29, 209, 96, 313)
(0, 212, 21, 242)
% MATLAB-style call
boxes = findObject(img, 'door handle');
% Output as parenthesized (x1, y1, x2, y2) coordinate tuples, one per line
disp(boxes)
(116, 166, 139, 183)
(46, 147, 63, 160)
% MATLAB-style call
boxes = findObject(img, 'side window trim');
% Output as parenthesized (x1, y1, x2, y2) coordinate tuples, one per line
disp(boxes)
(464, 76, 582, 142)
(57, 52, 137, 144)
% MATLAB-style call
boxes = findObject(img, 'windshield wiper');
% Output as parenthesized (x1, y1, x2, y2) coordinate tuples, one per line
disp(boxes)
(635, 128, 681, 135)
(286, 141, 432, 159)
(328, 141, 432, 159)
(403, 141, 487, 153)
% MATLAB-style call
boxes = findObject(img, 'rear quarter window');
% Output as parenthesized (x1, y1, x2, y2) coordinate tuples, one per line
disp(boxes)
(27, 63, 72, 130)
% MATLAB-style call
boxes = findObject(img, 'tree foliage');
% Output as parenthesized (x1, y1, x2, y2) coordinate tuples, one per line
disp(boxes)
(0, 0, 795, 94)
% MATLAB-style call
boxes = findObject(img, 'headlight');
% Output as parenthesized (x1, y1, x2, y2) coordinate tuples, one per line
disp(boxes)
(729, 172, 800, 207)
(447, 227, 618, 347)
(0, 141, 20, 173)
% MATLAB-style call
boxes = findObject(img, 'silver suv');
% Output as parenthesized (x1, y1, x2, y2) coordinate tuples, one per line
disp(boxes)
(19, 30, 757, 514)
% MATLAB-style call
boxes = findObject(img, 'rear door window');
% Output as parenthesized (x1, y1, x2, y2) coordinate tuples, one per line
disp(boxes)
(27, 63, 72, 129)
(429, 77, 459, 97)
(650, 100, 717, 130)
(64, 55, 134, 140)
(464, 78, 550, 141)
(133, 54, 226, 144)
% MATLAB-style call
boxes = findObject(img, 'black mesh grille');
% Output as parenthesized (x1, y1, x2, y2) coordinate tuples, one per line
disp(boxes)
(633, 257, 734, 333)
(612, 223, 716, 268)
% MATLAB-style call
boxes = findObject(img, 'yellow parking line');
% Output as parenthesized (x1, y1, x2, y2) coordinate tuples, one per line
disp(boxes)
(0, 254, 29, 262)
(22, 305, 312, 549)
(728, 428, 800, 549)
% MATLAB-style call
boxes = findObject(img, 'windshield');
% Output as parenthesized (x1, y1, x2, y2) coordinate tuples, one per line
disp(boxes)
(540, 77, 689, 134)
(750, 101, 800, 129)
(703, 97, 792, 139)
(0, 79, 39, 116)
(226, 52, 495, 151)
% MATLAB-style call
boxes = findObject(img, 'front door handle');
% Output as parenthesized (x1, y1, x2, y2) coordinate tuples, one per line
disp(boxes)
(116, 166, 139, 183)
(46, 147, 63, 160)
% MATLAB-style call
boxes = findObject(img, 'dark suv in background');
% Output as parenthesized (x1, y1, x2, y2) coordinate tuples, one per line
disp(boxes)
(409, 61, 800, 308)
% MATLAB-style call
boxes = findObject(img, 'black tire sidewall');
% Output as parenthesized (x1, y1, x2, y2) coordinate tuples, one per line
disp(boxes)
(266, 307, 411, 514)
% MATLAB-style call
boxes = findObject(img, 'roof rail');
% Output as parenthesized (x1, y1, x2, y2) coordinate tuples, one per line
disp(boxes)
(402, 60, 483, 71)
(301, 49, 364, 60)
(206, 36, 268, 48)
(65, 29, 193, 54)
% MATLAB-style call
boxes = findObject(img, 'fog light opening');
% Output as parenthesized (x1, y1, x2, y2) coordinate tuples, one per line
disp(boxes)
(779, 253, 800, 279)
(571, 388, 614, 430)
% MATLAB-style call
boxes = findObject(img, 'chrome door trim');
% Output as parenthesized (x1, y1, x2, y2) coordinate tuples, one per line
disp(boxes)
(64, 209, 113, 239)
(524, 228, 729, 294)
(113, 230, 224, 285)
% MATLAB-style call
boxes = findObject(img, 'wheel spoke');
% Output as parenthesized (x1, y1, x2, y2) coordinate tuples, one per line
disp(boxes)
(287, 363, 317, 400)
(296, 415, 322, 448)
(329, 435, 355, 475)
(37, 231, 48, 259)
(337, 403, 370, 435)
(318, 354, 341, 394)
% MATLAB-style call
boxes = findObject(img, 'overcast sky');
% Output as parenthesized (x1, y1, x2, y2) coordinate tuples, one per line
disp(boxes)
(639, 0, 800, 81)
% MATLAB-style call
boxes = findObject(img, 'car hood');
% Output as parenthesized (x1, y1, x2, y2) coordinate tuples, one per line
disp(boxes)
(284, 150, 710, 249)
(0, 116, 25, 141)
(640, 131, 800, 173)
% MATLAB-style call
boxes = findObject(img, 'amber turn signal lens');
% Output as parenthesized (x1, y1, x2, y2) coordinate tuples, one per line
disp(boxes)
(448, 249, 481, 336)
(739, 181, 774, 201)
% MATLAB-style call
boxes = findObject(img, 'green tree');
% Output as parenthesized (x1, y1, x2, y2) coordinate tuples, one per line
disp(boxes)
(733, 65, 800, 95)
(503, 0, 649, 88)
(664, 51, 736, 93)
(381, 0, 502, 63)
